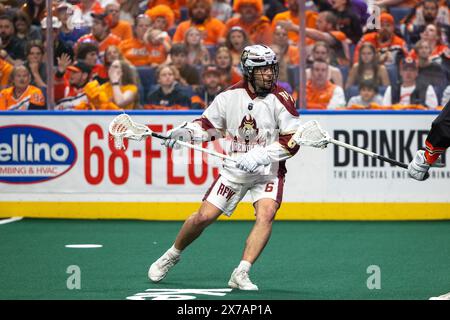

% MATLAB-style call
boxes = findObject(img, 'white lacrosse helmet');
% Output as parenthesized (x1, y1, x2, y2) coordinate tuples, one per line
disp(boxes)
(241, 44, 278, 77)
(241, 45, 279, 96)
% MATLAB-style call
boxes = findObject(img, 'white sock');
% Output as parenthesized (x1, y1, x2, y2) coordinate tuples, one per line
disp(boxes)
(166, 245, 181, 258)
(237, 260, 252, 273)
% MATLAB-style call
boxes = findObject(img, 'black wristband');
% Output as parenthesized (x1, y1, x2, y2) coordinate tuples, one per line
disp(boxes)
(112, 82, 120, 86)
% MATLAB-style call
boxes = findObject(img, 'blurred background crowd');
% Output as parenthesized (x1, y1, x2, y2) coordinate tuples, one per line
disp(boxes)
(0, 0, 449, 111)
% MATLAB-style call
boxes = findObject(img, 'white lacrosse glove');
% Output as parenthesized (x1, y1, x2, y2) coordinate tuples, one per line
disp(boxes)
(235, 146, 271, 173)
(290, 120, 330, 149)
(163, 122, 192, 149)
(408, 150, 430, 181)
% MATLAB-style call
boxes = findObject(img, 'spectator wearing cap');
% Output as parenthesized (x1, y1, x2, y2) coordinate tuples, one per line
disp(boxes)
(119, 15, 169, 67)
(354, 13, 408, 65)
(145, 63, 192, 110)
(224, 26, 250, 67)
(20, 0, 45, 27)
(56, 2, 89, 46)
(76, 0, 103, 28)
(191, 64, 223, 109)
(0, 15, 27, 65)
(272, 0, 317, 45)
(54, 58, 93, 110)
(76, 9, 121, 60)
(223, 0, 272, 46)
(383, 57, 439, 109)
(41, 16, 74, 66)
(0, 65, 45, 110)
(306, 58, 346, 109)
(211, 0, 233, 23)
(105, 2, 132, 41)
(145, 4, 175, 32)
(173, 0, 226, 46)
(168, 43, 201, 87)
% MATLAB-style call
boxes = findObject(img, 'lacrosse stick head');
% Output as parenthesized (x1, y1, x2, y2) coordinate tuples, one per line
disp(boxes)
(109, 114, 151, 150)
(289, 120, 330, 149)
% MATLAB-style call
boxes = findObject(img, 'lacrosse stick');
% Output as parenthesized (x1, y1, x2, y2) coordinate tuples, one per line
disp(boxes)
(109, 113, 235, 162)
(291, 120, 410, 169)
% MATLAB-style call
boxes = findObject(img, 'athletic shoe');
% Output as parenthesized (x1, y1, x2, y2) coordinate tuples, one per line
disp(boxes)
(228, 268, 258, 291)
(148, 253, 180, 282)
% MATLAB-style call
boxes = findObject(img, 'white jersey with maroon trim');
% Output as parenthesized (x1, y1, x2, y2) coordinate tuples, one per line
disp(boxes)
(198, 81, 300, 184)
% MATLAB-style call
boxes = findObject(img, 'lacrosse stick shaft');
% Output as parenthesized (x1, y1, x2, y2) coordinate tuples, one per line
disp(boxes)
(329, 138, 408, 169)
(173, 139, 235, 162)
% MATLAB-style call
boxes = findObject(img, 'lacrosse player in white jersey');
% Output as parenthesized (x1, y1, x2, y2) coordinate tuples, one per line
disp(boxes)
(149, 45, 320, 290)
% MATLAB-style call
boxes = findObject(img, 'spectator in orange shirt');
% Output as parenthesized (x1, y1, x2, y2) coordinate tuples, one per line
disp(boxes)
(54, 59, 92, 110)
(272, 0, 318, 45)
(147, 0, 184, 23)
(306, 59, 346, 109)
(214, 46, 243, 88)
(271, 25, 300, 66)
(223, 0, 272, 46)
(0, 65, 45, 110)
(146, 4, 175, 32)
(184, 27, 211, 66)
(106, 1, 132, 41)
(76, 10, 121, 60)
(173, 0, 226, 46)
(119, 15, 170, 67)
(224, 26, 250, 67)
(81, 59, 139, 110)
(409, 23, 449, 64)
(76, 0, 103, 28)
(403, 0, 450, 44)
(306, 41, 344, 88)
(305, 11, 350, 66)
(0, 57, 13, 90)
(354, 12, 408, 65)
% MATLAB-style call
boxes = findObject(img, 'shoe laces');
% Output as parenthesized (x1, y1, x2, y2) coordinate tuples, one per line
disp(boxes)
(158, 255, 178, 271)
(237, 269, 253, 285)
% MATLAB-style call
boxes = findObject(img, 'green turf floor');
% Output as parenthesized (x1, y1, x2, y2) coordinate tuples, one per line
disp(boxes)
(0, 218, 449, 300)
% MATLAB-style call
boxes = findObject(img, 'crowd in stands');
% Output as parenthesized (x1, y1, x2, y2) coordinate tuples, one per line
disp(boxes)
(0, 0, 449, 111)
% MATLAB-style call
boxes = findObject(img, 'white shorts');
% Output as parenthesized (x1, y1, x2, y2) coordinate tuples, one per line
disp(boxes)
(202, 174, 285, 216)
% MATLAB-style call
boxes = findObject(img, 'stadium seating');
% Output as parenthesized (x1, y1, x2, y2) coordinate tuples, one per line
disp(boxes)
(386, 64, 399, 86)
(136, 66, 156, 103)
(389, 7, 414, 25)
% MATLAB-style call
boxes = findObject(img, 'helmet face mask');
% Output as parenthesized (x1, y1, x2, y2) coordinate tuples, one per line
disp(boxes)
(241, 45, 279, 97)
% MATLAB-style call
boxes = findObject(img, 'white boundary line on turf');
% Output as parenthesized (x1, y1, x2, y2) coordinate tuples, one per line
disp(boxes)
(429, 292, 450, 300)
(0, 217, 23, 225)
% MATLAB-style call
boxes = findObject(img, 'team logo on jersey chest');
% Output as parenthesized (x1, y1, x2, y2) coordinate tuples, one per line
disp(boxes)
(238, 115, 259, 143)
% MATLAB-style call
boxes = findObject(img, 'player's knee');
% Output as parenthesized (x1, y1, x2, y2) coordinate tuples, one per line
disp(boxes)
(256, 205, 277, 224)
(191, 211, 213, 228)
